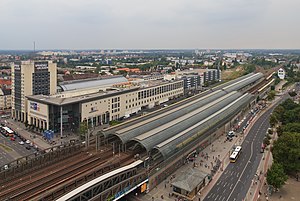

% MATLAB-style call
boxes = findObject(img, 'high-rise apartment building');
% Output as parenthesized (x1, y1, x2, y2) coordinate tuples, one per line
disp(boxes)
(11, 61, 57, 122)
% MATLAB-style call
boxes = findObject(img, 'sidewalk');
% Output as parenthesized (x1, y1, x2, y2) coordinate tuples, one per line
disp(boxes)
(5, 119, 80, 150)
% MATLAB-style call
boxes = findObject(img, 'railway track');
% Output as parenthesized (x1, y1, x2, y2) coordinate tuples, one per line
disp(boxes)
(0, 149, 114, 201)
(0, 151, 88, 189)
(0, 155, 98, 199)
(34, 153, 135, 201)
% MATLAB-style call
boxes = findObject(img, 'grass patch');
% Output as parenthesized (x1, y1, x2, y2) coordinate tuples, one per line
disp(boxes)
(110, 120, 121, 126)
(222, 69, 245, 81)
(0, 143, 13, 152)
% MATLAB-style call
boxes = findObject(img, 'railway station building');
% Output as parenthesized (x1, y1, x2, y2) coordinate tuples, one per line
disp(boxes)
(26, 77, 184, 134)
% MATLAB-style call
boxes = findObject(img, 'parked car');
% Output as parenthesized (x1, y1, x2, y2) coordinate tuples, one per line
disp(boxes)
(3, 164, 8, 170)
(15, 131, 20, 137)
(227, 131, 235, 138)
(25, 140, 31, 144)
(26, 146, 31, 150)
(10, 137, 15, 141)
(19, 141, 25, 145)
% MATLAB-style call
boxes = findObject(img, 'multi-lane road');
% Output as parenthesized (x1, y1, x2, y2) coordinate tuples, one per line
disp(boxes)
(0, 131, 35, 167)
(204, 97, 286, 201)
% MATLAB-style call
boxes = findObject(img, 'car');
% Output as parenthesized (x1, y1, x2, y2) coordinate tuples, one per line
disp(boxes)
(25, 146, 31, 150)
(227, 131, 235, 138)
(19, 141, 25, 145)
(30, 143, 33, 147)
(15, 132, 20, 137)
(25, 140, 31, 144)
(10, 137, 15, 141)
(34, 145, 38, 149)
(260, 148, 265, 153)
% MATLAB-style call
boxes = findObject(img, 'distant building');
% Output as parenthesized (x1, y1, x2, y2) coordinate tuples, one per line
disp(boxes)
(277, 68, 285, 80)
(0, 88, 11, 109)
(75, 66, 97, 70)
(202, 69, 221, 84)
(117, 68, 141, 73)
(182, 74, 202, 92)
(0, 79, 11, 89)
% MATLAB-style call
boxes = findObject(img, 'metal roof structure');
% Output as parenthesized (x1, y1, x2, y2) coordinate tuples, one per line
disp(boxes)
(113, 90, 228, 144)
(102, 73, 261, 159)
(222, 73, 263, 92)
(130, 91, 242, 151)
(153, 93, 252, 159)
(58, 76, 128, 91)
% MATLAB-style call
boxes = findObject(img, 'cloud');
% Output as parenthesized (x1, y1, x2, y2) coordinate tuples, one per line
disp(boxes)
(0, 0, 299, 49)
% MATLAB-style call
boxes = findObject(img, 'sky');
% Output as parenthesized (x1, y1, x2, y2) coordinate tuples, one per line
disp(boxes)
(0, 0, 299, 50)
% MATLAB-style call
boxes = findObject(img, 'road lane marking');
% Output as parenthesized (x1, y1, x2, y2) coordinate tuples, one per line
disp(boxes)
(226, 140, 254, 201)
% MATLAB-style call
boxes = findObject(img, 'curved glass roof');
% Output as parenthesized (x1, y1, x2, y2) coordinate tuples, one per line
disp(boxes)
(58, 76, 128, 91)
(154, 93, 252, 159)
(131, 91, 242, 151)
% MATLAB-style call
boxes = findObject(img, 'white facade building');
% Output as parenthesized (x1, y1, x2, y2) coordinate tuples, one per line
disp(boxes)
(277, 68, 285, 80)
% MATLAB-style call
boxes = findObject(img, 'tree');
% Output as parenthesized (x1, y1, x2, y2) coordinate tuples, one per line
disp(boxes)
(272, 105, 285, 122)
(272, 132, 300, 173)
(79, 122, 88, 140)
(24, 120, 28, 128)
(283, 123, 300, 133)
(267, 162, 288, 189)
(288, 91, 297, 97)
(269, 114, 278, 127)
(263, 137, 270, 146)
(281, 98, 298, 111)
(267, 91, 276, 101)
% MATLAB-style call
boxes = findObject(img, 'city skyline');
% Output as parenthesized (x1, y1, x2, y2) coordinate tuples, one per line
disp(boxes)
(1, 0, 300, 50)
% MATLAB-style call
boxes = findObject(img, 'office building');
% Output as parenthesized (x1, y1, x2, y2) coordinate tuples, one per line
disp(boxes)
(11, 61, 57, 122)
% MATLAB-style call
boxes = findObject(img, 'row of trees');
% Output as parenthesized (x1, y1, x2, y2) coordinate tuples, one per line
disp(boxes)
(267, 99, 300, 189)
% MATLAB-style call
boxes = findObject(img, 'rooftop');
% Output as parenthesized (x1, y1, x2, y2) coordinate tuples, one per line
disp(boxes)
(171, 167, 208, 192)
(58, 76, 129, 91)
(27, 87, 139, 106)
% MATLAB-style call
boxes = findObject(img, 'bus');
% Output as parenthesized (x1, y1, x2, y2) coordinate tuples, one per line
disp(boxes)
(0, 126, 14, 137)
(230, 146, 242, 163)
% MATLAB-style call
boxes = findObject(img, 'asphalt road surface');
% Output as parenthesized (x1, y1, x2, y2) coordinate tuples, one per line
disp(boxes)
(204, 99, 285, 201)
(0, 134, 35, 167)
